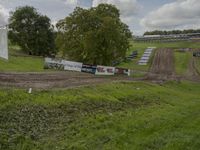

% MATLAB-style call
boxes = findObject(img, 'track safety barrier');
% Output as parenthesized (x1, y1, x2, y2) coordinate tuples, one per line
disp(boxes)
(44, 58, 130, 76)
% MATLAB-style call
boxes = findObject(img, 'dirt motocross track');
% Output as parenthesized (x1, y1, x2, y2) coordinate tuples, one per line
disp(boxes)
(0, 49, 199, 89)
(147, 48, 176, 80)
(0, 72, 133, 89)
(185, 56, 200, 81)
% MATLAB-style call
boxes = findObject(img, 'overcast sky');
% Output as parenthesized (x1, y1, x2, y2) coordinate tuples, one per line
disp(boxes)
(0, 0, 199, 35)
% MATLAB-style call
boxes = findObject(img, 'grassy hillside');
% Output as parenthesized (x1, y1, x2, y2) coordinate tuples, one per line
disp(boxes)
(0, 45, 45, 72)
(0, 81, 200, 150)
(0, 56, 44, 72)
(0, 41, 199, 73)
(174, 51, 192, 75)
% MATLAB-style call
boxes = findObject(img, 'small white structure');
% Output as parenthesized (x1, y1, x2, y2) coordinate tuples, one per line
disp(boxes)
(0, 28, 8, 60)
(28, 88, 32, 94)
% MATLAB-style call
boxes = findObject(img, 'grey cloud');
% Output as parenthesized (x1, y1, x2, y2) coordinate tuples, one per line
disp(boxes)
(0, 0, 85, 26)
(140, 0, 200, 30)
(0, 4, 9, 26)
(0, 0, 139, 32)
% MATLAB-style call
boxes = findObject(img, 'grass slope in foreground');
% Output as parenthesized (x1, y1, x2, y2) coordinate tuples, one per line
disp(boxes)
(0, 81, 200, 150)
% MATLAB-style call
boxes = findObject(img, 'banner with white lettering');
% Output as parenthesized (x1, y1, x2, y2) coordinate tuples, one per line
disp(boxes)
(95, 65, 115, 75)
(44, 58, 64, 70)
(63, 60, 83, 72)
(81, 64, 97, 74)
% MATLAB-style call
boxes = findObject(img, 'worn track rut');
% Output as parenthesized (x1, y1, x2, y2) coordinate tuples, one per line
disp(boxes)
(147, 49, 176, 80)
(0, 72, 132, 89)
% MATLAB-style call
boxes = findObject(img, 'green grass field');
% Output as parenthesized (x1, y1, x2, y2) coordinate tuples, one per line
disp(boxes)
(0, 41, 199, 73)
(0, 45, 45, 72)
(174, 51, 192, 75)
(0, 81, 200, 149)
(0, 56, 44, 72)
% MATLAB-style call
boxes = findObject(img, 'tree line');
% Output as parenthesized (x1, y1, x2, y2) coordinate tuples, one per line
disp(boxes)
(144, 29, 200, 36)
(8, 4, 131, 65)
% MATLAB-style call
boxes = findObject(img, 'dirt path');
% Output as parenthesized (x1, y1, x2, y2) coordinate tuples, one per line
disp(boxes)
(147, 49, 176, 80)
(184, 57, 200, 81)
(0, 72, 132, 89)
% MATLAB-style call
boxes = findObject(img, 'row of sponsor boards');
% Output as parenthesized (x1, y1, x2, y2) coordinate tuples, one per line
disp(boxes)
(45, 58, 130, 76)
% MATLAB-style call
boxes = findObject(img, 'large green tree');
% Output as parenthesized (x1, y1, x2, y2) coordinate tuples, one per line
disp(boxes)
(9, 6, 56, 56)
(56, 4, 132, 65)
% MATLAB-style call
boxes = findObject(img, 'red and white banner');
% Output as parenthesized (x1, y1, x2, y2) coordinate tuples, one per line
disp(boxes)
(95, 65, 115, 75)
(115, 68, 131, 76)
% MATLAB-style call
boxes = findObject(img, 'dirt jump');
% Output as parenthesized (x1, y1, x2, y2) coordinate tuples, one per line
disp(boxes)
(0, 72, 133, 89)
(147, 48, 176, 80)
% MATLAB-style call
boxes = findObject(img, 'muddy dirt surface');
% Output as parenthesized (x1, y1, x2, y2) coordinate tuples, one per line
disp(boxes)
(147, 49, 176, 80)
(184, 56, 200, 81)
(0, 71, 134, 89)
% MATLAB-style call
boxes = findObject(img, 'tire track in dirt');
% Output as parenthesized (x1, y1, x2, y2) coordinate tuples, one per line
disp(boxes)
(0, 72, 133, 89)
(184, 55, 200, 81)
(147, 49, 176, 80)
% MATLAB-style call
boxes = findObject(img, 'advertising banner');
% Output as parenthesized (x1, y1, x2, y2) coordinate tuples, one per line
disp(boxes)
(95, 65, 115, 75)
(81, 64, 97, 74)
(0, 29, 8, 60)
(44, 58, 64, 70)
(63, 60, 83, 72)
(115, 68, 130, 76)
(44, 58, 130, 76)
